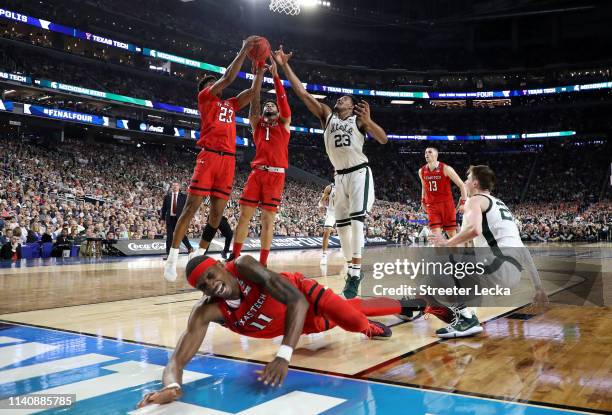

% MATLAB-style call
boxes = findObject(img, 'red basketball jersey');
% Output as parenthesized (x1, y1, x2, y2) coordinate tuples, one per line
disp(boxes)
(197, 86, 238, 153)
(250, 120, 290, 169)
(420, 162, 453, 204)
(216, 261, 293, 339)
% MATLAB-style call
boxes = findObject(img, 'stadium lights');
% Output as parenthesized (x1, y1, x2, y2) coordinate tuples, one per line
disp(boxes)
(299, 0, 331, 8)
(390, 100, 415, 105)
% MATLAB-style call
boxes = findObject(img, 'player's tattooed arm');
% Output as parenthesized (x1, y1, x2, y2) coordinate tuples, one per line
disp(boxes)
(246, 64, 267, 126)
(235, 255, 309, 351)
(137, 298, 224, 408)
(272, 45, 332, 126)
(354, 100, 388, 144)
(236, 255, 309, 387)
(209, 35, 259, 97)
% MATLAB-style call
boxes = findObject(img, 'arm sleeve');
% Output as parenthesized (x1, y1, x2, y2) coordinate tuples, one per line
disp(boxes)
(274, 76, 291, 118)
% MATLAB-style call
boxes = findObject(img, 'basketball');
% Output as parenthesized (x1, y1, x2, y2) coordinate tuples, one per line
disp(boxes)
(247, 36, 271, 64)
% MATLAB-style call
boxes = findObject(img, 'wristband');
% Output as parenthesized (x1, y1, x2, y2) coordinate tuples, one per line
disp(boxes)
(163, 382, 181, 391)
(276, 345, 293, 362)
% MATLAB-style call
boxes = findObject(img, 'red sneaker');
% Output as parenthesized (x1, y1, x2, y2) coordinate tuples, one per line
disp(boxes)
(364, 320, 392, 339)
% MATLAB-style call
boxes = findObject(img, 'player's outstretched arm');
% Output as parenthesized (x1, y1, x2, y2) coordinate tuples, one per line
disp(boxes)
(269, 59, 292, 129)
(137, 299, 224, 408)
(354, 100, 388, 144)
(272, 45, 331, 125)
(246, 64, 267, 127)
(209, 36, 259, 97)
(235, 255, 309, 387)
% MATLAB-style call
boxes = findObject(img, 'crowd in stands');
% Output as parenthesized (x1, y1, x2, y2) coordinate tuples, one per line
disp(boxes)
(0, 135, 610, 261)
(2, 0, 612, 95)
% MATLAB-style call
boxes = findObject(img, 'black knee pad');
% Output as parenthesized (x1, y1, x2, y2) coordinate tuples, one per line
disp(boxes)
(201, 224, 218, 242)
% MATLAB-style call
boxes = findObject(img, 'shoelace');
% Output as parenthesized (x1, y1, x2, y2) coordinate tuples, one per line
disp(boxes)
(443, 307, 462, 330)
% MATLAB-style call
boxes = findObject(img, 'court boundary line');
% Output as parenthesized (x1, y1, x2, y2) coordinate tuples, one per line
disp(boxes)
(0, 319, 605, 415)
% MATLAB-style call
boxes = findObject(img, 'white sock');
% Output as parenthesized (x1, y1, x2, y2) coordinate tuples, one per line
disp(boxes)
(351, 220, 365, 259)
(168, 248, 179, 262)
(350, 263, 361, 277)
(195, 247, 206, 257)
(460, 307, 473, 318)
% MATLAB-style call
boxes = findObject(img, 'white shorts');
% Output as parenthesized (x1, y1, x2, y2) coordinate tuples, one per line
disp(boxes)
(334, 166, 375, 227)
(324, 208, 336, 228)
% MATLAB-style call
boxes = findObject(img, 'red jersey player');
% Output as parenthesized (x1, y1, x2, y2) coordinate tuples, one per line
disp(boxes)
(137, 254, 415, 408)
(164, 36, 264, 282)
(231, 59, 291, 266)
(418, 147, 467, 238)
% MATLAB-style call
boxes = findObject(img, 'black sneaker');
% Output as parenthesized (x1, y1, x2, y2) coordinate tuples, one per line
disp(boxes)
(221, 251, 228, 259)
(342, 270, 364, 299)
(396, 309, 424, 322)
(396, 297, 425, 321)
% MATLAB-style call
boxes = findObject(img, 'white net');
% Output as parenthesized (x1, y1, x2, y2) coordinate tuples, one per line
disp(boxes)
(269, 0, 301, 16)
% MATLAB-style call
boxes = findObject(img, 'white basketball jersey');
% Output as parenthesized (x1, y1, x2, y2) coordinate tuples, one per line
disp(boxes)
(323, 113, 368, 171)
(473, 194, 524, 248)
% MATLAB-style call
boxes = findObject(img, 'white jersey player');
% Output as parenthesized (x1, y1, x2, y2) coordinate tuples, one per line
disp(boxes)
(430, 165, 548, 338)
(273, 46, 388, 299)
(318, 182, 337, 268)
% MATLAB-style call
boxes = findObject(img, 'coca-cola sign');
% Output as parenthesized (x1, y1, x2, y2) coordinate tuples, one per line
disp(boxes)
(114, 236, 388, 257)
(127, 242, 166, 251)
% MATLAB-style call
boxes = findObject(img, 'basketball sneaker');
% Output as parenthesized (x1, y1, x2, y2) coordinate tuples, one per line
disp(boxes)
(395, 297, 426, 321)
(436, 308, 483, 339)
(342, 269, 364, 299)
(364, 320, 392, 339)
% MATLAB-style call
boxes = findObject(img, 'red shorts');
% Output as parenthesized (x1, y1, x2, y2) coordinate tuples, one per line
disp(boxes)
(426, 201, 457, 231)
(239, 169, 285, 212)
(188, 150, 235, 200)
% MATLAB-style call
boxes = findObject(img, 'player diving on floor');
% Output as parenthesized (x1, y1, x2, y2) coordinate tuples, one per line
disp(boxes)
(137, 254, 414, 408)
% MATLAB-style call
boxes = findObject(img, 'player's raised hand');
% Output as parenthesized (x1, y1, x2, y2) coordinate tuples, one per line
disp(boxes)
(136, 387, 181, 408)
(268, 57, 279, 78)
(354, 100, 372, 123)
(242, 35, 260, 53)
(257, 356, 289, 387)
(272, 45, 293, 66)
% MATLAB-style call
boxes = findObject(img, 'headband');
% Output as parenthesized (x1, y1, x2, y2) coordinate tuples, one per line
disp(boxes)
(187, 257, 218, 288)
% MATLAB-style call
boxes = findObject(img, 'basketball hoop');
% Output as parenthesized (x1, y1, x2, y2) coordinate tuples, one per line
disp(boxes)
(269, 0, 301, 16)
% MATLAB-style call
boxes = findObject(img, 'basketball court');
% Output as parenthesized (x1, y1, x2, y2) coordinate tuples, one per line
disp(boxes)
(0, 244, 609, 414)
